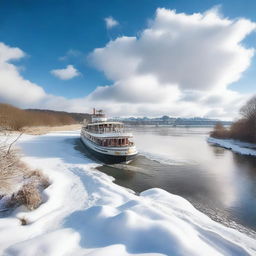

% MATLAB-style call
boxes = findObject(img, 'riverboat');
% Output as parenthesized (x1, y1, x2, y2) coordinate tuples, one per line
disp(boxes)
(80, 109, 138, 164)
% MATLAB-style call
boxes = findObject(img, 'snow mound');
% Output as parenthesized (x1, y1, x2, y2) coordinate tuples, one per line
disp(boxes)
(207, 137, 256, 157)
(0, 131, 255, 256)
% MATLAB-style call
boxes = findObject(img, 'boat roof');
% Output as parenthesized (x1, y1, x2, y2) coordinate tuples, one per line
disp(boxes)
(87, 121, 123, 126)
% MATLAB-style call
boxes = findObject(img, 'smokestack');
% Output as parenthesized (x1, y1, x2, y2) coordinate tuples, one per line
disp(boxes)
(93, 108, 95, 115)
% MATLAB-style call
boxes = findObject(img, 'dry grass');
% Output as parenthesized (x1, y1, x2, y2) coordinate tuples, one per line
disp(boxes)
(10, 183, 42, 210)
(0, 135, 50, 212)
(1, 165, 50, 211)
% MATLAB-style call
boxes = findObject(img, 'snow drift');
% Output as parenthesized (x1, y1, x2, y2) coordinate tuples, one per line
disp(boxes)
(0, 131, 255, 256)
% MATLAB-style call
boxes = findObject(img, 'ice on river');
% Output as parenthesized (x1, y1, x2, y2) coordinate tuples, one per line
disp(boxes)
(0, 131, 255, 256)
(207, 137, 256, 157)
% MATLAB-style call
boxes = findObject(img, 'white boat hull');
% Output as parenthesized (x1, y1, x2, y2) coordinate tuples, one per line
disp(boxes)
(80, 133, 137, 164)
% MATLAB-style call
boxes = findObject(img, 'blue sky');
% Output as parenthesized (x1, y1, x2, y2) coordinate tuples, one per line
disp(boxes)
(0, 0, 256, 118)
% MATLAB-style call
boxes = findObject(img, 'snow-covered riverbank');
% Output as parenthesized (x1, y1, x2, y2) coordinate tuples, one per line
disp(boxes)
(207, 137, 256, 157)
(0, 131, 256, 256)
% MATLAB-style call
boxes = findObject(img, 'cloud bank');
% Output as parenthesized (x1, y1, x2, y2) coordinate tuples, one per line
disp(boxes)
(0, 8, 255, 119)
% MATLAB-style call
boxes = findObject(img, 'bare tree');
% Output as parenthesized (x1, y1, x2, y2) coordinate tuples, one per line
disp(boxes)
(237, 95, 256, 143)
(0, 123, 23, 195)
(240, 95, 256, 122)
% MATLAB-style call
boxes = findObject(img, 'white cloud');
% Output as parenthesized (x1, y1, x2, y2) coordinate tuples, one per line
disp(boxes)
(0, 42, 25, 63)
(87, 7, 256, 119)
(92, 8, 256, 91)
(51, 65, 80, 80)
(104, 16, 119, 29)
(89, 74, 180, 104)
(0, 8, 255, 120)
(0, 42, 47, 106)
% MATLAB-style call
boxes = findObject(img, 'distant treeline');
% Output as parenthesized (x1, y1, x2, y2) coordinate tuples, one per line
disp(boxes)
(211, 96, 256, 143)
(0, 103, 90, 131)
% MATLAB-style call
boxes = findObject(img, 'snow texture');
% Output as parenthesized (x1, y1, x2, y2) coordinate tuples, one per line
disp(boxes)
(207, 137, 256, 156)
(0, 131, 255, 256)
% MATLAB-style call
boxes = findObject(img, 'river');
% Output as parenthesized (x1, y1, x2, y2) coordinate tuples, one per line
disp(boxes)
(76, 126, 256, 236)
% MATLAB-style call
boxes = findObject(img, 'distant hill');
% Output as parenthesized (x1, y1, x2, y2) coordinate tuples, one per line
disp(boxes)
(26, 109, 91, 123)
(110, 116, 232, 126)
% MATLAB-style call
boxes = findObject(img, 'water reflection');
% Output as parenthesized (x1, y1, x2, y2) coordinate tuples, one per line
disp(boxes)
(211, 145, 226, 156)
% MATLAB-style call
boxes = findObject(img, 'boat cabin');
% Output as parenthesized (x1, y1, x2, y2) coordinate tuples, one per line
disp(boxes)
(85, 122, 124, 134)
(83, 122, 134, 147)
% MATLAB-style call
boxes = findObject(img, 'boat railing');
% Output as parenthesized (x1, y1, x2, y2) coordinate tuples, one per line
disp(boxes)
(84, 128, 128, 134)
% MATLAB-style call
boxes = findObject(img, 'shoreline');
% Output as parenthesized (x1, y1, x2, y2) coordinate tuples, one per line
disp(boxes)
(207, 137, 256, 156)
(22, 124, 82, 135)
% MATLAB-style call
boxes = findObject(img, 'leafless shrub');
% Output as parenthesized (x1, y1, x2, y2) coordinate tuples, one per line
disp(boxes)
(210, 122, 230, 139)
(240, 96, 256, 122)
(0, 129, 50, 212)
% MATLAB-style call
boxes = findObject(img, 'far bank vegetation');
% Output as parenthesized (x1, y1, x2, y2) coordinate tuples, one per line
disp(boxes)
(0, 103, 90, 131)
(211, 95, 256, 143)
